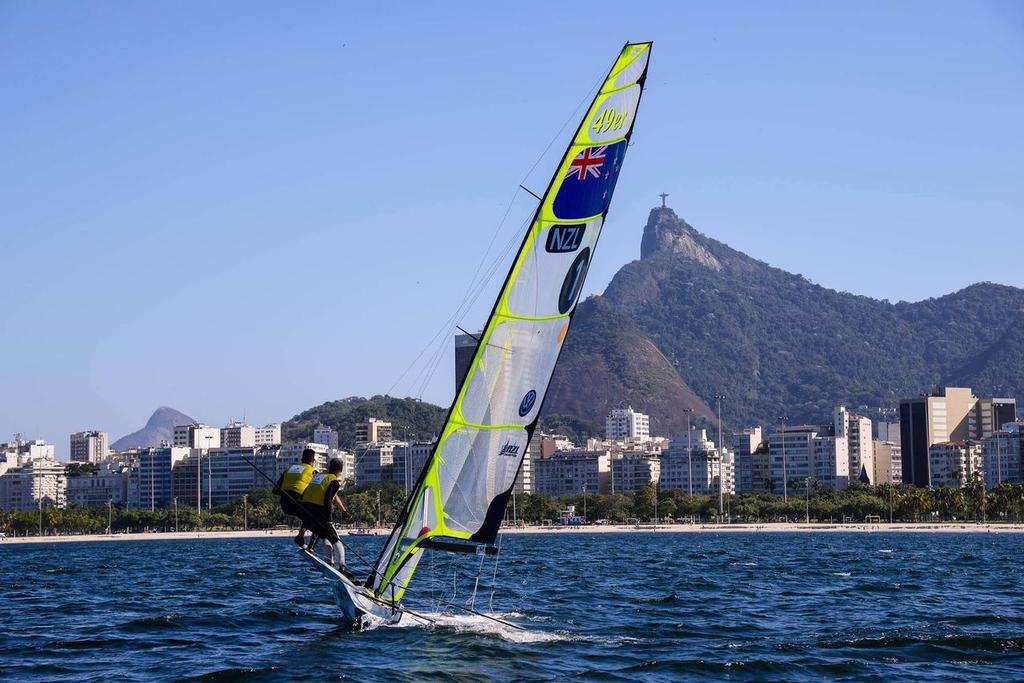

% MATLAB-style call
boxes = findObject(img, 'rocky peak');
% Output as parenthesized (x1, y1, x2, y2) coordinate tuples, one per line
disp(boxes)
(639, 207, 723, 270)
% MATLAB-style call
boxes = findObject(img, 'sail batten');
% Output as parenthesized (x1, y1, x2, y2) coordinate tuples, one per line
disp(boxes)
(370, 42, 652, 601)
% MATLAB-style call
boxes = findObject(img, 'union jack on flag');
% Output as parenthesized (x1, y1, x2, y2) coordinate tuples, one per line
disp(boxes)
(552, 140, 626, 220)
(565, 145, 608, 181)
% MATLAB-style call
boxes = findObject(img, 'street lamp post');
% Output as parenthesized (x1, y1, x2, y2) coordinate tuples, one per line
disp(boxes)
(107, 498, 112, 535)
(243, 493, 248, 531)
(174, 497, 179, 533)
(805, 477, 811, 524)
(150, 451, 155, 512)
(683, 408, 694, 497)
(715, 395, 726, 520)
(582, 484, 587, 524)
(37, 469, 43, 537)
(204, 435, 213, 512)
(778, 417, 788, 503)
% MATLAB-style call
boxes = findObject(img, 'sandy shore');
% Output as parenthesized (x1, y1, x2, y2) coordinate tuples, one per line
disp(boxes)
(3, 522, 1024, 545)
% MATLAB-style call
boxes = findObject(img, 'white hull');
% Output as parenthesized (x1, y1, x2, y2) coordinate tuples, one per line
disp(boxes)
(299, 548, 404, 626)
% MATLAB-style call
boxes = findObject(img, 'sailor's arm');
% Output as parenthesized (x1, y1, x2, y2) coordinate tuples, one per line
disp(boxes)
(332, 493, 347, 516)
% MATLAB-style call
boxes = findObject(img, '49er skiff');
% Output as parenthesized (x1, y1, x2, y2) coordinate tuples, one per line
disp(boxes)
(302, 40, 652, 627)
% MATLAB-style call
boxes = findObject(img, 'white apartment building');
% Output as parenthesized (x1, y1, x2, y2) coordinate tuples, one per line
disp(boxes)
(605, 407, 651, 442)
(835, 406, 873, 484)
(928, 441, 982, 488)
(660, 445, 735, 495)
(173, 423, 221, 449)
(70, 430, 109, 463)
(2, 436, 56, 467)
(533, 450, 611, 496)
(0, 457, 67, 511)
(732, 426, 763, 494)
(312, 424, 339, 450)
(768, 427, 850, 493)
(254, 424, 282, 446)
(611, 453, 661, 493)
(68, 461, 130, 507)
(221, 422, 256, 448)
(982, 424, 1023, 488)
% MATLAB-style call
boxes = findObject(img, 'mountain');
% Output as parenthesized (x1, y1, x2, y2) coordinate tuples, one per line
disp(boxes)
(282, 395, 448, 449)
(112, 406, 195, 450)
(546, 207, 1024, 431)
(544, 296, 716, 436)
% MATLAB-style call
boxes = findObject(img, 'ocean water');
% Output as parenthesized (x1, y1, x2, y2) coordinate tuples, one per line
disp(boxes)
(2, 532, 1023, 681)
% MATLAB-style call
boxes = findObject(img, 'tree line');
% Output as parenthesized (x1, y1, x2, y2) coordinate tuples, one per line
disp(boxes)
(3, 479, 1024, 537)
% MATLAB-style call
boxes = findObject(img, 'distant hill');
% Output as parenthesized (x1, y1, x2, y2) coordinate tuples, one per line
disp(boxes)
(282, 395, 447, 449)
(547, 207, 1024, 431)
(112, 406, 194, 450)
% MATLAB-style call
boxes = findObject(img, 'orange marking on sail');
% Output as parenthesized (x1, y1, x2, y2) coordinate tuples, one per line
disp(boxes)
(557, 323, 569, 343)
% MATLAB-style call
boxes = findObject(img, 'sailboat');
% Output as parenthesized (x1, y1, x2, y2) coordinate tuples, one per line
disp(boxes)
(302, 41, 652, 627)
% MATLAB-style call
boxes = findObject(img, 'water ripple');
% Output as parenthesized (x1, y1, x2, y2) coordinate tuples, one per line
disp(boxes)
(2, 532, 1023, 681)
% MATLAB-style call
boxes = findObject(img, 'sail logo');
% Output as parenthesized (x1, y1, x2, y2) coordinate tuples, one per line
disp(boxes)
(545, 224, 586, 253)
(591, 106, 628, 136)
(498, 441, 521, 458)
(558, 247, 591, 314)
(518, 389, 537, 416)
(552, 140, 626, 220)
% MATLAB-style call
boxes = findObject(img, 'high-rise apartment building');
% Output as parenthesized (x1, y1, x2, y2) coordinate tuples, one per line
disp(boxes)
(899, 387, 1013, 487)
(173, 423, 221, 449)
(834, 407, 873, 484)
(355, 418, 393, 446)
(731, 427, 763, 494)
(605, 407, 651, 441)
(872, 441, 902, 485)
(768, 426, 850, 493)
(254, 424, 282, 446)
(454, 331, 481, 392)
(220, 422, 256, 448)
(70, 430, 109, 463)
(982, 423, 1023, 488)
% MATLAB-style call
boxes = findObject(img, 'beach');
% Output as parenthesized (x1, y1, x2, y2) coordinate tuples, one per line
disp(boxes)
(4, 521, 1024, 545)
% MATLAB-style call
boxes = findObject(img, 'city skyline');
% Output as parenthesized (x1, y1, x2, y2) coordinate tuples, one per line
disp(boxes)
(4, 2, 1023, 449)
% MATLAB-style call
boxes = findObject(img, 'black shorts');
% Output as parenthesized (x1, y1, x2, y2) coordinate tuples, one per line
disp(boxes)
(302, 502, 339, 544)
(280, 493, 305, 519)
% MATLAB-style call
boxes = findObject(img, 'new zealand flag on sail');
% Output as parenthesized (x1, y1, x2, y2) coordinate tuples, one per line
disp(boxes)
(552, 140, 627, 220)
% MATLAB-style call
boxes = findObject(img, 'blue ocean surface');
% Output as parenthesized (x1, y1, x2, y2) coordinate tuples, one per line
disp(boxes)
(2, 532, 1023, 681)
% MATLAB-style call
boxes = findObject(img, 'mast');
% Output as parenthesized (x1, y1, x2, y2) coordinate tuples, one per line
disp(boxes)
(370, 42, 653, 601)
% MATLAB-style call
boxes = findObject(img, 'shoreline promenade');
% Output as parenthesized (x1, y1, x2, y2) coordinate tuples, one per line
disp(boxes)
(4, 522, 1024, 545)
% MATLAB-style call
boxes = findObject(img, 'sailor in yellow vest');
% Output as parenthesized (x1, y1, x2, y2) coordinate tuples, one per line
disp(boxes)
(273, 448, 317, 547)
(301, 457, 349, 571)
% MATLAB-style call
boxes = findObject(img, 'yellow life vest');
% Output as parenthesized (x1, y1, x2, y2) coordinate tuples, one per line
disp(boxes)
(281, 463, 315, 495)
(301, 472, 337, 506)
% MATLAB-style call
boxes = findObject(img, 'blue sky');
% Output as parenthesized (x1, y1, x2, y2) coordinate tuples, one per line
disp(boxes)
(2, 2, 1022, 454)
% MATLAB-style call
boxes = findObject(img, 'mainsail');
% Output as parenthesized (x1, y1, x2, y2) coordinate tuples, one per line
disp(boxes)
(370, 42, 652, 601)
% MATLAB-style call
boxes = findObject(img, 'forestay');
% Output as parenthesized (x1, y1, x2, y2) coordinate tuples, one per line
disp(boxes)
(370, 42, 652, 601)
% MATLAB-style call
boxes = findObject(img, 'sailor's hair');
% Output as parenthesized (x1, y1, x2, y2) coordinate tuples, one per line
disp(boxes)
(301, 448, 316, 463)
(328, 457, 344, 474)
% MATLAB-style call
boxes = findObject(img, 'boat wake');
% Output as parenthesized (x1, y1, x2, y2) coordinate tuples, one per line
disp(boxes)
(362, 610, 570, 643)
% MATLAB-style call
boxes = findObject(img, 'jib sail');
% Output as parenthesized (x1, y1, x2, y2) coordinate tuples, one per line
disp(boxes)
(370, 42, 652, 601)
